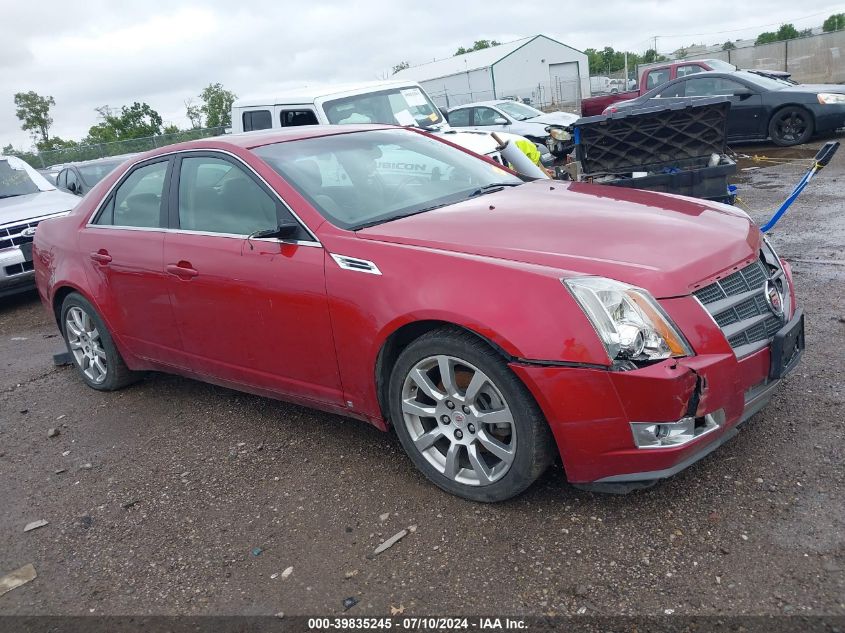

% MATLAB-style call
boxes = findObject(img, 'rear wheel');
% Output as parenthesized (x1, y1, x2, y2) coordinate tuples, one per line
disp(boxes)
(61, 293, 138, 391)
(388, 328, 555, 502)
(769, 107, 814, 146)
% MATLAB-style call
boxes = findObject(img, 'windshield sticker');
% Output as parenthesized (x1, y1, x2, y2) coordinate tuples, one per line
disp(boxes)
(393, 109, 417, 126)
(428, 112, 438, 122)
(400, 88, 428, 107)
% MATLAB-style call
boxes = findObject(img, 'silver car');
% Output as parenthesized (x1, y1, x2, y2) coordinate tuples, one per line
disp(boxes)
(446, 100, 579, 156)
(1, 156, 79, 297)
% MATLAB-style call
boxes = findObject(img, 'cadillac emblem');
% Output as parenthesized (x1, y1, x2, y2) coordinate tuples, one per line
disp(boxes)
(764, 279, 784, 316)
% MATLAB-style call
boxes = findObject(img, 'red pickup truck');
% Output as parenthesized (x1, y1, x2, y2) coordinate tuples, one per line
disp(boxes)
(582, 59, 740, 116)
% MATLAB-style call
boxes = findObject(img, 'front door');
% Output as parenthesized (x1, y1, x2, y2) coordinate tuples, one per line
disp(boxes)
(163, 152, 343, 405)
(681, 77, 767, 139)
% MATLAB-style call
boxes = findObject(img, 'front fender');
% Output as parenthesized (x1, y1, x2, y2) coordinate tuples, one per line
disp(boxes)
(322, 235, 610, 423)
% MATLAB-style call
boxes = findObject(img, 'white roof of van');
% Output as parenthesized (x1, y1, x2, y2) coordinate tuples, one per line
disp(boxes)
(233, 80, 422, 108)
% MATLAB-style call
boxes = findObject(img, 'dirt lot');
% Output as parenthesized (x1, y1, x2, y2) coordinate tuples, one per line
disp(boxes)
(0, 139, 843, 618)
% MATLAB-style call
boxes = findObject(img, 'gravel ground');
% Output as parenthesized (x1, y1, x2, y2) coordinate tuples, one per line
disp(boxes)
(0, 139, 843, 617)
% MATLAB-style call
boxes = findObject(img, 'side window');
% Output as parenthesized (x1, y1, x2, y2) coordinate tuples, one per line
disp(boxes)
(178, 156, 279, 235)
(56, 169, 67, 189)
(242, 110, 272, 132)
(683, 78, 745, 97)
(95, 160, 168, 227)
(676, 64, 703, 78)
(473, 107, 502, 126)
(447, 109, 471, 127)
(646, 69, 671, 90)
(65, 169, 79, 192)
(656, 81, 685, 98)
(280, 110, 318, 126)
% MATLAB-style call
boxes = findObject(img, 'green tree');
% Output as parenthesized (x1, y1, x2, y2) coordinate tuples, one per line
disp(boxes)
(199, 83, 236, 128)
(392, 61, 410, 75)
(757, 23, 800, 45)
(85, 102, 163, 144)
(453, 39, 501, 56)
(642, 49, 666, 64)
(36, 137, 79, 152)
(13, 91, 55, 146)
(823, 13, 845, 32)
(162, 124, 180, 135)
(722, 41, 736, 51)
(185, 99, 203, 129)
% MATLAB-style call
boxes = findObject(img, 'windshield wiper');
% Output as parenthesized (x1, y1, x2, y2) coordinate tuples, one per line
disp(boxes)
(467, 182, 521, 198)
(0, 193, 26, 199)
(352, 202, 453, 230)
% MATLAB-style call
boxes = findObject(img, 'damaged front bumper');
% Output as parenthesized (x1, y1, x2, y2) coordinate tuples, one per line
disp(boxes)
(510, 307, 804, 492)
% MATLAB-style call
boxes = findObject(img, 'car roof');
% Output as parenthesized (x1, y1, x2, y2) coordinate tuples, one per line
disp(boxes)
(448, 100, 512, 111)
(232, 80, 420, 108)
(61, 153, 140, 168)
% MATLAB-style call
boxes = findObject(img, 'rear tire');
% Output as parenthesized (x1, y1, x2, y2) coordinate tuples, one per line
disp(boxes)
(769, 107, 814, 146)
(388, 328, 555, 502)
(60, 292, 138, 391)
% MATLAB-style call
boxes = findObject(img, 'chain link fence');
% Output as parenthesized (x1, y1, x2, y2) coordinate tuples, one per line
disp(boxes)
(427, 79, 583, 114)
(15, 126, 227, 169)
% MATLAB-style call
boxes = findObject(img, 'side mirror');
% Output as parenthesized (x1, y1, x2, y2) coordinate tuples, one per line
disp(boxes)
(251, 222, 303, 241)
(67, 181, 78, 194)
(733, 87, 754, 97)
(494, 117, 508, 125)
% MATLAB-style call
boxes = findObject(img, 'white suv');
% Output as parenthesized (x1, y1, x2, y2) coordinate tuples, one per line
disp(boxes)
(230, 80, 540, 163)
(0, 156, 79, 297)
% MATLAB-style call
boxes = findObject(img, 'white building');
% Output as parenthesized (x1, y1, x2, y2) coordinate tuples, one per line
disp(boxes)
(392, 34, 590, 109)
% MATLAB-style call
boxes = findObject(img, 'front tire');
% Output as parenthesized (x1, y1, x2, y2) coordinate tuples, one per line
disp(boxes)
(60, 293, 138, 391)
(769, 107, 814, 146)
(388, 328, 555, 502)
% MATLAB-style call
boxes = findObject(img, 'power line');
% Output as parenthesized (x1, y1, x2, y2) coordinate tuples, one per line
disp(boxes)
(654, 9, 834, 39)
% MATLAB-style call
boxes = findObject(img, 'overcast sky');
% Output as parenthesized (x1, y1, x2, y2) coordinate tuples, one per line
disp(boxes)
(2, 0, 842, 149)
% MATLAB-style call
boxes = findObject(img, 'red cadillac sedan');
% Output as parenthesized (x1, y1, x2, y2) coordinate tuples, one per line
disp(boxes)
(33, 125, 803, 501)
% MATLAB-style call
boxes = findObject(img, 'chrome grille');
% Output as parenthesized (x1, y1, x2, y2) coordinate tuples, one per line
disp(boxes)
(694, 258, 785, 356)
(0, 218, 41, 251)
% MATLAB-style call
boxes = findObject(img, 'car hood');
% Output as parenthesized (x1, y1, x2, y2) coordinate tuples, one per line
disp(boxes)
(0, 189, 79, 226)
(433, 129, 529, 156)
(526, 112, 580, 126)
(357, 181, 760, 298)
(779, 83, 845, 94)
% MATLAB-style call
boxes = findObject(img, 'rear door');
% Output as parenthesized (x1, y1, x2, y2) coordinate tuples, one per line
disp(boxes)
(79, 157, 186, 366)
(162, 151, 343, 404)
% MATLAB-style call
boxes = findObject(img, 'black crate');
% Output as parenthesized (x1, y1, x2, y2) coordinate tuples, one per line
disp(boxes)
(573, 98, 737, 201)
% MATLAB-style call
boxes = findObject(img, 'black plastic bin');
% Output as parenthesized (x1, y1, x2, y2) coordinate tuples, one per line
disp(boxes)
(573, 97, 737, 202)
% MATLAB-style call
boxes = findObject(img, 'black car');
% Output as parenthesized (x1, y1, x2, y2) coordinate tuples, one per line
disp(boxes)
(55, 155, 136, 196)
(609, 70, 845, 146)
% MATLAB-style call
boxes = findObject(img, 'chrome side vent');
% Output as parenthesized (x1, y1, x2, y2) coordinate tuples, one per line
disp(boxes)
(330, 254, 382, 275)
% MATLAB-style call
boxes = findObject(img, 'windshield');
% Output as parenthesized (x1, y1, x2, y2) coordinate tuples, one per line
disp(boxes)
(706, 59, 737, 72)
(77, 159, 123, 186)
(738, 70, 793, 90)
(323, 87, 444, 128)
(254, 128, 522, 230)
(495, 101, 544, 121)
(0, 159, 40, 198)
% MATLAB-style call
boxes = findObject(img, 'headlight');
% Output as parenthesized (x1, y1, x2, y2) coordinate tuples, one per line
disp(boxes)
(548, 127, 571, 141)
(563, 277, 692, 364)
(817, 93, 845, 105)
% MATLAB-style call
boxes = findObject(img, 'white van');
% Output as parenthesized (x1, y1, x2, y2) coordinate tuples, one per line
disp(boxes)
(230, 80, 540, 164)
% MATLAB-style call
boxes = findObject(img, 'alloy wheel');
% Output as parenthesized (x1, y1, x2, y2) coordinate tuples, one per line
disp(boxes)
(774, 111, 807, 143)
(65, 306, 108, 384)
(401, 354, 516, 486)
